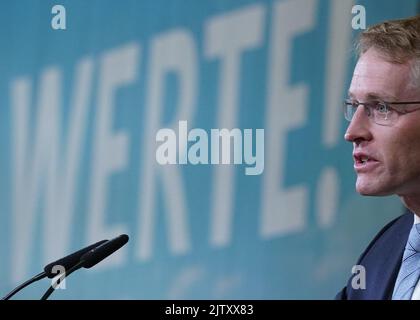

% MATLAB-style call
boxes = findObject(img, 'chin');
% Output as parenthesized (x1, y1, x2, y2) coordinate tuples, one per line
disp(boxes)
(356, 181, 393, 196)
(356, 188, 377, 196)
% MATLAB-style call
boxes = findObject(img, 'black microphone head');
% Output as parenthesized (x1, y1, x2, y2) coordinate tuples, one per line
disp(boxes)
(80, 234, 129, 269)
(43, 240, 107, 278)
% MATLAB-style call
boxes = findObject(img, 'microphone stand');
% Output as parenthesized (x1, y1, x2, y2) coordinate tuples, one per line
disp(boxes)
(2, 272, 46, 300)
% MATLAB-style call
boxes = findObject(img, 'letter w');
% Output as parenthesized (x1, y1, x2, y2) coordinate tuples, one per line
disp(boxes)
(10, 59, 93, 282)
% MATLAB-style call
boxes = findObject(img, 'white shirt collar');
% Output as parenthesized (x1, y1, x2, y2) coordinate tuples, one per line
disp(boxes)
(414, 213, 420, 225)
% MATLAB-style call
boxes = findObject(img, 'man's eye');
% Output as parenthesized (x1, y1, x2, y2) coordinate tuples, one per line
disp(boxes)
(375, 103, 388, 114)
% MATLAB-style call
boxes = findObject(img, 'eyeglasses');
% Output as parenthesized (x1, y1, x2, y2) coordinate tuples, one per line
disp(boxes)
(343, 99, 420, 126)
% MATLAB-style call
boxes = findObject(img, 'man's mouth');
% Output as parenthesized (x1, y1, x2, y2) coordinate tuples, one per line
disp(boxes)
(353, 152, 379, 171)
(355, 156, 373, 164)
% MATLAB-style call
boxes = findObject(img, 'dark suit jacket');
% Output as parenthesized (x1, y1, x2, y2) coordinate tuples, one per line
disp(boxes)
(336, 212, 413, 300)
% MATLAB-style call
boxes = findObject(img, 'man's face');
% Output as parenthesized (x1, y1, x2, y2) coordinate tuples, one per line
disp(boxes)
(345, 48, 420, 197)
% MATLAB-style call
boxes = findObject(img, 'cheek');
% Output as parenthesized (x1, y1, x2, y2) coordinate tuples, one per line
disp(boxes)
(376, 135, 407, 175)
(383, 131, 420, 175)
(403, 144, 420, 173)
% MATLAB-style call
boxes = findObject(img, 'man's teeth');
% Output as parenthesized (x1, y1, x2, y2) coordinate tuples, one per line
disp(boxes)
(361, 157, 369, 163)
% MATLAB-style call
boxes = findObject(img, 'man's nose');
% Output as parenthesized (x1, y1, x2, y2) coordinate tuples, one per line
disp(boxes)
(344, 106, 373, 144)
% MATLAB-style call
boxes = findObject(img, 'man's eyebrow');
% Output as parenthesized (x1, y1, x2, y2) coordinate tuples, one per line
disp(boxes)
(365, 92, 399, 101)
(347, 91, 399, 101)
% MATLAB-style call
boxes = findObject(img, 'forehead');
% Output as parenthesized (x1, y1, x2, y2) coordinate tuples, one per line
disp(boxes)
(349, 49, 413, 100)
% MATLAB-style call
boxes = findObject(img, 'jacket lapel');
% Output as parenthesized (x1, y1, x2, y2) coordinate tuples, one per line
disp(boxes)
(363, 213, 412, 299)
(346, 212, 413, 299)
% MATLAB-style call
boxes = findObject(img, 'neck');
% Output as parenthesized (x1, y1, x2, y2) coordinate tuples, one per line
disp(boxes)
(400, 195, 420, 218)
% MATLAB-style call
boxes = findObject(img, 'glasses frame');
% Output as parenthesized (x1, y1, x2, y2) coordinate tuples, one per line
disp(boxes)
(343, 99, 420, 126)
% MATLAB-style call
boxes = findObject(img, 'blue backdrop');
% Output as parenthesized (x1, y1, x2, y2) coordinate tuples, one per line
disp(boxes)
(0, 0, 418, 299)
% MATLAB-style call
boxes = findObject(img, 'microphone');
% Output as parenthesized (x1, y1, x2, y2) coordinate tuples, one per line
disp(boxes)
(80, 234, 129, 268)
(40, 234, 129, 300)
(44, 240, 108, 278)
(2, 239, 107, 300)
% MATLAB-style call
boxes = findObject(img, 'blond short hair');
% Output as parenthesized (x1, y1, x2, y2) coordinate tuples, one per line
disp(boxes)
(356, 15, 420, 88)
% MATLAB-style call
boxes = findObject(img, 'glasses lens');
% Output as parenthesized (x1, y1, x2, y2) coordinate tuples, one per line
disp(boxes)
(372, 102, 394, 126)
(343, 102, 355, 121)
(343, 100, 400, 126)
